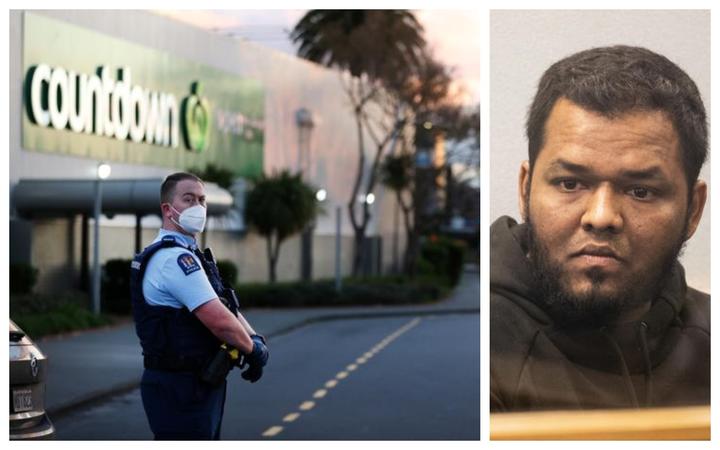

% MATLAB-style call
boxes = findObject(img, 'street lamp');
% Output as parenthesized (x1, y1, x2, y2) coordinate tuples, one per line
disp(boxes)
(296, 108, 316, 281)
(295, 108, 315, 175)
(92, 162, 111, 315)
(335, 201, 342, 293)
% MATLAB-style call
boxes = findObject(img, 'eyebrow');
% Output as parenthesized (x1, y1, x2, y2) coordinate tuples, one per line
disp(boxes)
(545, 158, 668, 181)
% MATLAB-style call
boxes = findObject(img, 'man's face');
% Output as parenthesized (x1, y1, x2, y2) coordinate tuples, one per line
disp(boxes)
(162, 179, 207, 226)
(519, 98, 706, 325)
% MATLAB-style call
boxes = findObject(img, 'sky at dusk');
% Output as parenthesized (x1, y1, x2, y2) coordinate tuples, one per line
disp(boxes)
(154, 9, 481, 106)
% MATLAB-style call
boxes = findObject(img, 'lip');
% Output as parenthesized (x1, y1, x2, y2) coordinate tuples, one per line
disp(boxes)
(570, 245, 623, 269)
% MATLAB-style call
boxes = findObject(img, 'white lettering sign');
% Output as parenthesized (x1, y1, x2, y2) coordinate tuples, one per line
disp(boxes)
(215, 108, 264, 140)
(28, 64, 179, 148)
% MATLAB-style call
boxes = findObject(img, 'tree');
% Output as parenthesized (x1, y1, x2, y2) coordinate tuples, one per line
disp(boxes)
(188, 163, 235, 189)
(380, 51, 464, 276)
(244, 171, 318, 283)
(291, 10, 426, 276)
(380, 151, 416, 275)
(292, 10, 425, 80)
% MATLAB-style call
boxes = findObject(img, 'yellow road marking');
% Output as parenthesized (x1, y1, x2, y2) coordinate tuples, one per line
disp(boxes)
(299, 401, 315, 411)
(325, 379, 338, 388)
(336, 371, 348, 379)
(262, 426, 284, 437)
(356, 357, 367, 364)
(346, 364, 358, 371)
(313, 389, 327, 399)
(283, 413, 300, 423)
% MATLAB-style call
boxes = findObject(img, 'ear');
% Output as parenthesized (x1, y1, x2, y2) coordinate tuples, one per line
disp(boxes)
(518, 161, 531, 222)
(160, 202, 173, 220)
(684, 180, 707, 240)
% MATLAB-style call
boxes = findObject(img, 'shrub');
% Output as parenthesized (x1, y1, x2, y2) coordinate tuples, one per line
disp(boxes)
(13, 303, 111, 338)
(102, 258, 133, 314)
(217, 260, 238, 286)
(10, 263, 38, 295)
(233, 276, 447, 309)
(10, 290, 112, 338)
(418, 236, 467, 286)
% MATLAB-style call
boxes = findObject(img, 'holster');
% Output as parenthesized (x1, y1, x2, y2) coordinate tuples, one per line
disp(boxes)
(200, 345, 240, 386)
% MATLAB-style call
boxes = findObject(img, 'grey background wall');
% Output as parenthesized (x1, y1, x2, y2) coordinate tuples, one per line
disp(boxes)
(490, 10, 711, 293)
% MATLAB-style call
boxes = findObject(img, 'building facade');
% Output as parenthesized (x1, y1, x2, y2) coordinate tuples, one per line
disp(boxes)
(10, 10, 404, 294)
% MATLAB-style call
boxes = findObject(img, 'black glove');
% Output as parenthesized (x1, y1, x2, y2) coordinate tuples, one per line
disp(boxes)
(242, 334, 269, 383)
(241, 364, 263, 383)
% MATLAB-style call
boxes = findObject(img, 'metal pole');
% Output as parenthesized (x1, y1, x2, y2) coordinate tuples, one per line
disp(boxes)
(335, 206, 342, 292)
(92, 178, 102, 315)
(134, 214, 142, 255)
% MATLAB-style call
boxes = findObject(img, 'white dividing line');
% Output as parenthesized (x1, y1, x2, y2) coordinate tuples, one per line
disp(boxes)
(299, 401, 316, 411)
(283, 413, 301, 423)
(313, 389, 328, 399)
(261, 317, 422, 438)
(261, 426, 283, 437)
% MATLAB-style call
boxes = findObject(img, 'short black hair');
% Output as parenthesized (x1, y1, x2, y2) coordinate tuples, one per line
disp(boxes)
(526, 45, 707, 189)
(160, 172, 204, 204)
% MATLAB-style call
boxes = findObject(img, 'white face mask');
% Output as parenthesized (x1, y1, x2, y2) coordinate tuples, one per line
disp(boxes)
(170, 204, 207, 234)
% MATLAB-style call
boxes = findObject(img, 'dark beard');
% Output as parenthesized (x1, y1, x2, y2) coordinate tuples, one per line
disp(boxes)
(525, 218, 686, 330)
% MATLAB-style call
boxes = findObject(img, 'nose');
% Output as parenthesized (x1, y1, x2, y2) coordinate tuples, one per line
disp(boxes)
(580, 184, 623, 233)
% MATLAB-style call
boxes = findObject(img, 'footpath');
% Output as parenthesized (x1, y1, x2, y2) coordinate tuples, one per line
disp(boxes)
(38, 265, 480, 417)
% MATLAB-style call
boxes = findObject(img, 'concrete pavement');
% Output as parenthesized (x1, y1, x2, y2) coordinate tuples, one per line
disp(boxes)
(38, 265, 480, 417)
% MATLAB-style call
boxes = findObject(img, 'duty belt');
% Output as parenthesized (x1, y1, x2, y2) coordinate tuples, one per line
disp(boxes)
(143, 354, 209, 372)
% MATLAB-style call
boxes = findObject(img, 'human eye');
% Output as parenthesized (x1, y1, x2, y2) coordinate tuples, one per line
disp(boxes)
(627, 186, 656, 201)
(554, 178, 584, 192)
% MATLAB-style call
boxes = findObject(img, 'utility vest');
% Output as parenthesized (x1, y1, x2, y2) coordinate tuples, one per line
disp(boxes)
(130, 235, 240, 372)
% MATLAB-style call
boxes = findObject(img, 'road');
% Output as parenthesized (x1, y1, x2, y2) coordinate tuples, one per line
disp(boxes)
(53, 313, 480, 440)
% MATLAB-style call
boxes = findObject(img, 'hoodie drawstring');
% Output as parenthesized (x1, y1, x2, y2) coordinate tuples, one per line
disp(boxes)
(638, 321, 653, 406)
(603, 331, 640, 408)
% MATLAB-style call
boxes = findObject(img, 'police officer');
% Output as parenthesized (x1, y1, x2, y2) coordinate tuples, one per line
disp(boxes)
(130, 172, 269, 440)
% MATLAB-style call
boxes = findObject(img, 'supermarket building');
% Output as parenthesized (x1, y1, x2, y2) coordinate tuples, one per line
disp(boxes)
(9, 10, 402, 294)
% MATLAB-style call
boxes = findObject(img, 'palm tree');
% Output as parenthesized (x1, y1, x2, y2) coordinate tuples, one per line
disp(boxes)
(291, 10, 426, 276)
(291, 10, 425, 81)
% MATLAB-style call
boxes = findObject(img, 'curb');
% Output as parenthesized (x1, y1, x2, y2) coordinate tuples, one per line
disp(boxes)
(47, 307, 479, 419)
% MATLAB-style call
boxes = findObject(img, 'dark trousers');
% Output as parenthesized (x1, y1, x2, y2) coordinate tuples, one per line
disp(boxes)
(141, 368, 227, 440)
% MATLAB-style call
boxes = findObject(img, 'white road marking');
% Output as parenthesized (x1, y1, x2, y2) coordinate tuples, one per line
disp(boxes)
(299, 401, 316, 411)
(260, 317, 422, 438)
(313, 389, 328, 399)
(262, 426, 284, 437)
(283, 413, 301, 423)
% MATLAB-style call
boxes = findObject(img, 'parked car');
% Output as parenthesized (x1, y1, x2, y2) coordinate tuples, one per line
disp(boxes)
(10, 320, 55, 440)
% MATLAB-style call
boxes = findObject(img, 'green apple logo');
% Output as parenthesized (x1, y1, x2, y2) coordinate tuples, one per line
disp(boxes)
(182, 82, 211, 153)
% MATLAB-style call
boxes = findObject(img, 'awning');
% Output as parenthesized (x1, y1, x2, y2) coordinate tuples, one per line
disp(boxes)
(12, 179, 234, 218)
